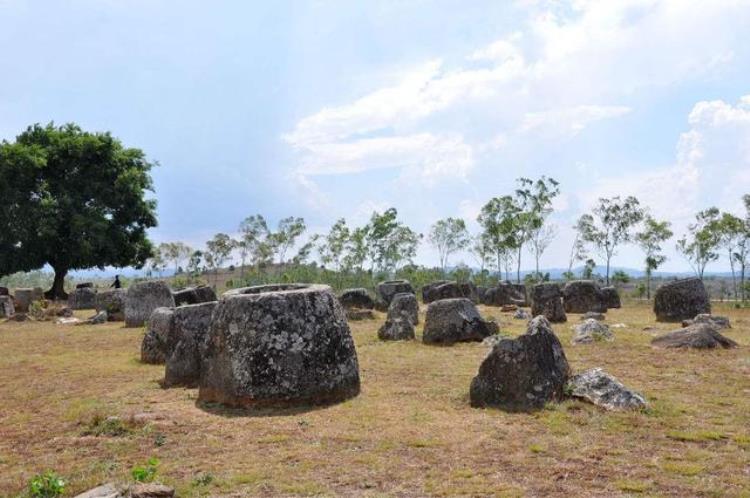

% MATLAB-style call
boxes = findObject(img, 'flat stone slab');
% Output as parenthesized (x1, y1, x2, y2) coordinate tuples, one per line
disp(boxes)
(651, 323, 738, 349)
(572, 319, 614, 344)
(568, 368, 648, 410)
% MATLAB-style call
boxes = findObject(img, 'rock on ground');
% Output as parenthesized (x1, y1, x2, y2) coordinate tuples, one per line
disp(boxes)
(13, 288, 42, 313)
(601, 286, 621, 308)
(199, 284, 360, 409)
(531, 283, 567, 323)
(164, 301, 217, 387)
(68, 287, 97, 310)
(651, 323, 738, 349)
(96, 289, 127, 321)
(377, 280, 415, 305)
(389, 292, 419, 325)
(470, 316, 570, 411)
(458, 282, 480, 303)
(582, 311, 605, 321)
(653, 277, 710, 322)
(125, 281, 175, 328)
(682, 313, 731, 330)
(0, 295, 15, 318)
(568, 368, 647, 410)
(346, 308, 375, 321)
(481, 283, 526, 307)
(73, 483, 175, 498)
(572, 319, 614, 344)
(378, 316, 415, 341)
(562, 280, 607, 313)
(338, 288, 375, 310)
(422, 281, 463, 304)
(140, 307, 175, 364)
(423, 298, 498, 345)
(173, 285, 217, 306)
(84, 310, 108, 325)
(513, 309, 530, 320)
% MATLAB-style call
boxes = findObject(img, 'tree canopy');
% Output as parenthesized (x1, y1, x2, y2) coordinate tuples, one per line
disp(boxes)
(0, 123, 157, 298)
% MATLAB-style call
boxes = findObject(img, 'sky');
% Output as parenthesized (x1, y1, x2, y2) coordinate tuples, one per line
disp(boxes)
(2, 0, 750, 273)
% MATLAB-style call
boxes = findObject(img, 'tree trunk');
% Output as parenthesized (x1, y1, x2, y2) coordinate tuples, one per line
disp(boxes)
(646, 269, 651, 300)
(728, 250, 737, 301)
(45, 267, 68, 301)
(516, 246, 522, 284)
(606, 257, 611, 285)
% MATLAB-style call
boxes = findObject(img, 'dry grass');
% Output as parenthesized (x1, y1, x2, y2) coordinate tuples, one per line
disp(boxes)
(0, 303, 748, 497)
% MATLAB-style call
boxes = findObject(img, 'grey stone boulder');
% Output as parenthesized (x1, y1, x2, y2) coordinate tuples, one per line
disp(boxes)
(13, 288, 42, 313)
(572, 319, 614, 344)
(458, 282, 480, 303)
(422, 281, 462, 304)
(377, 280, 415, 305)
(95, 289, 127, 321)
(76, 282, 94, 289)
(470, 316, 570, 411)
(651, 323, 738, 349)
(562, 280, 606, 313)
(568, 368, 647, 410)
(140, 307, 175, 364)
(85, 310, 108, 325)
(582, 311, 605, 321)
(164, 301, 217, 387)
(199, 284, 360, 409)
(173, 285, 217, 306)
(481, 283, 526, 307)
(338, 288, 375, 310)
(389, 292, 419, 325)
(601, 286, 621, 308)
(378, 316, 415, 341)
(653, 277, 710, 322)
(683, 313, 731, 330)
(125, 281, 175, 327)
(423, 298, 498, 345)
(513, 308, 530, 320)
(531, 283, 567, 323)
(0, 295, 15, 318)
(68, 287, 97, 310)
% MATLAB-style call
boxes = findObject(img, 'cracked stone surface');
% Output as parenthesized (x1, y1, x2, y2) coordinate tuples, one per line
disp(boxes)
(651, 322, 738, 349)
(470, 316, 570, 411)
(531, 283, 567, 323)
(568, 368, 647, 410)
(164, 301, 218, 387)
(423, 298, 498, 345)
(125, 281, 175, 328)
(653, 278, 710, 322)
(199, 284, 360, 409)
(562, 280, 606, 313)
(572, 319, 614, 344)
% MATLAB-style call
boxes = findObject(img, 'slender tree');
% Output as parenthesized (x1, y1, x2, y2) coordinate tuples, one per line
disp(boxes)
(676, 207, 721, 280)
(529, 223, 557, 280)
(576, 196, 644, 284)
(635, 216, 673, 299)
(365, 208, 421, 274)
(717, 212, 746, 300)
(0, 123, 157, 299)
(565, 224, 588, 280)
(162, 242, 192, 275)
(477, 196, 520, 282)
(318, 218, 350, 271)
(428, 217, 471, 274)
(513, 176, 560, 283)
(205, 233, 235, 286)
(269, 217, 306, 265)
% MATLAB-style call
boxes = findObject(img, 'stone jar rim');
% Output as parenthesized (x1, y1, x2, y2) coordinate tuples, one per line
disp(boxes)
(222, 283, 331, 299)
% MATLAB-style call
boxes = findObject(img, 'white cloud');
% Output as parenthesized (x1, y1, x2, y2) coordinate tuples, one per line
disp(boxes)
(519, 105, 631, 138)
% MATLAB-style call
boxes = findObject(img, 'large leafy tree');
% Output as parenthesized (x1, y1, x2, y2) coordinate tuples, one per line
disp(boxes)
(0, 123, 157, 299)
(477, 196, 519, 282)
(576, 196, 644, 285)
(716, 211, 747, 300)
(635, 216, 673, 299)
(428, 217, 470, 274)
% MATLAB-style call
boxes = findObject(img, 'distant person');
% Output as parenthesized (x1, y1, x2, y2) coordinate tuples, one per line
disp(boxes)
(111, 275, 121, 289)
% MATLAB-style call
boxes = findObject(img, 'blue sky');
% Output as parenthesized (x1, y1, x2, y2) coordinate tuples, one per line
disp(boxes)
(2, 0, 750, 273)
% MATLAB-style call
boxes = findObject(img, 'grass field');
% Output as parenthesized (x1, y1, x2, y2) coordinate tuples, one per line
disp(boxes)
(0, 302, 748, 497)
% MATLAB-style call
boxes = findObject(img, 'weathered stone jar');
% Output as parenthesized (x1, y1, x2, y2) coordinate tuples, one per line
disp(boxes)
(198, 284, 360, 410)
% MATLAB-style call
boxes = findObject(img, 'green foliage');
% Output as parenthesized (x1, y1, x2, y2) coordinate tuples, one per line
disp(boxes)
(28, 471, 65, 498)
(81, 415, 133, 437)
(636, 215, 673, 298)
(576, 195, 644, 284)
(365, 208, 421, 274)
(192, 472, 214, 487)
(131, 457, 160, 482)
(428, 217, 470, 273)
(611, 270, 630, 285)
(676, 207, 722, 279)
(0, 123, 157, 296)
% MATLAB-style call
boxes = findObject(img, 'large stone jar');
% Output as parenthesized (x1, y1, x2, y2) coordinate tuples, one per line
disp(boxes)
(198, 284, 360, 409)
